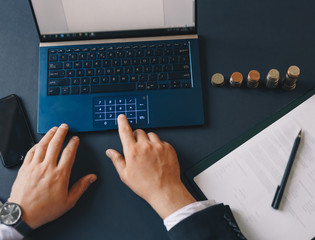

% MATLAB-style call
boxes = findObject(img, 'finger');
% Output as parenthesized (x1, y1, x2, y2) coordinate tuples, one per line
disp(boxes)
(44, 124, 69, 166)
(23, 144, 37, 165)
(32, 127, 58, 164)
(57, 136, 80, 174)
(134, 129, 149, 142)
(106, 149, 126, 175)
(67, 174, 97, 209)
(117, 114, 136, 147)
(147, 132, 161, 142)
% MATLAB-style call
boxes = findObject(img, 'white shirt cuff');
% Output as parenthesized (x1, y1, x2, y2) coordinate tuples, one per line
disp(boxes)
(0, 224, 24, 240)
(163, 200, 217, 231)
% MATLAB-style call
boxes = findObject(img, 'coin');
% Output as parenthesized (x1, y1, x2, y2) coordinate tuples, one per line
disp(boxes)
(211, 73, 225, 87)
(230, 72, 243, 87)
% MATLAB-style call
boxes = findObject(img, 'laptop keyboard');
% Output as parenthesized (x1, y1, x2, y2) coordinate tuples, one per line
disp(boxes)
(47, 40, 192, 96)
(94, 95, 149, 128)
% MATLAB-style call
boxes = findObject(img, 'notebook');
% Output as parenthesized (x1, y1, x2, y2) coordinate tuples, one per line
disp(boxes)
(29, 0, 204, 133)
(186, 88, 315, 240)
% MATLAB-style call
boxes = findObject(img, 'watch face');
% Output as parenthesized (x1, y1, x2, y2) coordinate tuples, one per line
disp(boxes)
(0, 203, 22, 225)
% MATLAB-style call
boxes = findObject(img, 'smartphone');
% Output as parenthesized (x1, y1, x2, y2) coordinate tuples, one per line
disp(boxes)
(0, 94, 35, 168)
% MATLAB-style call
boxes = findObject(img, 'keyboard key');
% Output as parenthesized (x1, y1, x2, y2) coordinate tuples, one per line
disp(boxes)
(84, 61, 92, 68)
(146, 82, 158, 90)
(91, 83, 136, 93)
(95, 113, 105, 120)
(179, 56, 189, 63)
(159, 84, 169, 89)
(49, 70, 65, 78)
(61, 87, 70, 95)
(182, 82, 192, 88)
(136, 50, 144, 57)
(148, 74, 157, 81)
(88, 53, 96, 60)
(48, 87, 60, 96)
(81, 86, 90, 94)
(135, 66, 143, 74)
(103, 60, 111, 67)
(59, 54, 68, 61)
(113, 59, 121, 66)
(71, 78, 80, 85)
(49, 55, 58, 62)
(49, 62, 63, 70)
(74, 62, 82, 68)
(130, 75, 138, 82)
(93, 60, 101, 67)
(66, 70, 75, 77)
(71, 86, 80, 95)
(91, 77, 99, 84)
(137, 83, 146, 90)
(76, 69, 84, 77)
(116, 105, 125, 112)
(64, 62, 72, 69)
(158, 73, 167, 80)
(110, 76, 119, 83)
(69, 54, 77, 61)
(106, 113, 115, 119)
(95, 106, 105, 113)
(48, 78, 69, 86)
(107, 52, 115, 58)
(105, 68, 114, 75)
(49, 49, 57, 54)
(127, 112, 136, 118)
(139, 74, 148, 82)
(81, 77, 90, 85)
(86, 69, 95, 76)
(100, 76, 109, 84)
(78, 53, 87, 60)
(168, 72, 191, 80)
(170, 80, 181, 89)
(153, 65, 162, 72)
(96, 68, 104, 75)
(120, 76, 129, 83)
(173, 64, 190, 71)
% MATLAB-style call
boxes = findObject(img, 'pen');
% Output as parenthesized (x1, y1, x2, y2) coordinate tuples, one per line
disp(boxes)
(271, 129, 302, 210)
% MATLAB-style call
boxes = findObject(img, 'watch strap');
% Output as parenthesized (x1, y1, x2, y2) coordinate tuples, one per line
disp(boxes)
(14, 219, 33, 236)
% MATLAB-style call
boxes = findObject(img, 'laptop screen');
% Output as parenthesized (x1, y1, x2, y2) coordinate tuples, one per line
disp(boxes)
(30, 0, 196, 42)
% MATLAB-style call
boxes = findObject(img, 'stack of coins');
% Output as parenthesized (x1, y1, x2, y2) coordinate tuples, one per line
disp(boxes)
(266, 69, 280, 88)
(211, 73, 225, 87)
(247, 70, 260, 88)
(282, 65, 300, 90)
(230, 72, 243, 87)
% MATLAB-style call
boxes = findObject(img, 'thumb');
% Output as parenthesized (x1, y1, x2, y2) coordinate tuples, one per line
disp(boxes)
(67, 174, 97, 209)
(106, 149, 126, 175)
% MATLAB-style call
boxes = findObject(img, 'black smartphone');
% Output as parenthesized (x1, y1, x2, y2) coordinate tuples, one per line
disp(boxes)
(0, 94, 35, 168)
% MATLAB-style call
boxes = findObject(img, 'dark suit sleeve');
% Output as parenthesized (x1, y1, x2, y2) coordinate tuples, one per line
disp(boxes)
(168, 204, 246, 240)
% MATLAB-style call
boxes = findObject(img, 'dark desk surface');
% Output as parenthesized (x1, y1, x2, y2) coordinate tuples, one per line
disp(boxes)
(1, 0, 314, 239)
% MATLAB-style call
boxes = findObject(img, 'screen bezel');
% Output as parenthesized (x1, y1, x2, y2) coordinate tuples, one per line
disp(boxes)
(28, 0, 198, 42)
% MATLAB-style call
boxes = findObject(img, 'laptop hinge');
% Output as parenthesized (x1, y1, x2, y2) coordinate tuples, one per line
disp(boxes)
(39, 34, 198, 47)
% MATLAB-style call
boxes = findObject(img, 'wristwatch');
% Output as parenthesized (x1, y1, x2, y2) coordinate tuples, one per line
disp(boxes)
(0, 201, 33, 236)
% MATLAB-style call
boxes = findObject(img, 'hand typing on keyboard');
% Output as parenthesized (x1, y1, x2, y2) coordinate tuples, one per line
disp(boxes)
(106, 114, 196, 219)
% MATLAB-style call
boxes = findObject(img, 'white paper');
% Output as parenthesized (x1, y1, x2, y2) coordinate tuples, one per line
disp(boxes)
(194, 95, 315, 240)
(62, 0, 165, 33)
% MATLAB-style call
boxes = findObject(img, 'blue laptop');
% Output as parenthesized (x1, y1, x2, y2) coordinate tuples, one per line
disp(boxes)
(29, 0, 204, 133)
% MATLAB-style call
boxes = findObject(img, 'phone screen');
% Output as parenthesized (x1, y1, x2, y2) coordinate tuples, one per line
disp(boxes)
(0, 95, 35, 168)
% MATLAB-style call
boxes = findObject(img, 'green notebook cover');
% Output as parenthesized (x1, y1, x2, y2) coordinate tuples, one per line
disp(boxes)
(186, 88, 315, 200)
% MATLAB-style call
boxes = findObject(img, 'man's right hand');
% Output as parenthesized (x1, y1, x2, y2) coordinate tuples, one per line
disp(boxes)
(106, 115, 196, 219)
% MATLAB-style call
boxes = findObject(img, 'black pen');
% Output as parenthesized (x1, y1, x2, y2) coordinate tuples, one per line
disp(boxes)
(272, 129, 302, 210)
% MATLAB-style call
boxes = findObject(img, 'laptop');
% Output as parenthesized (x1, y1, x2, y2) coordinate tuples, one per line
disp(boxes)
(29, 0, 204, 133)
